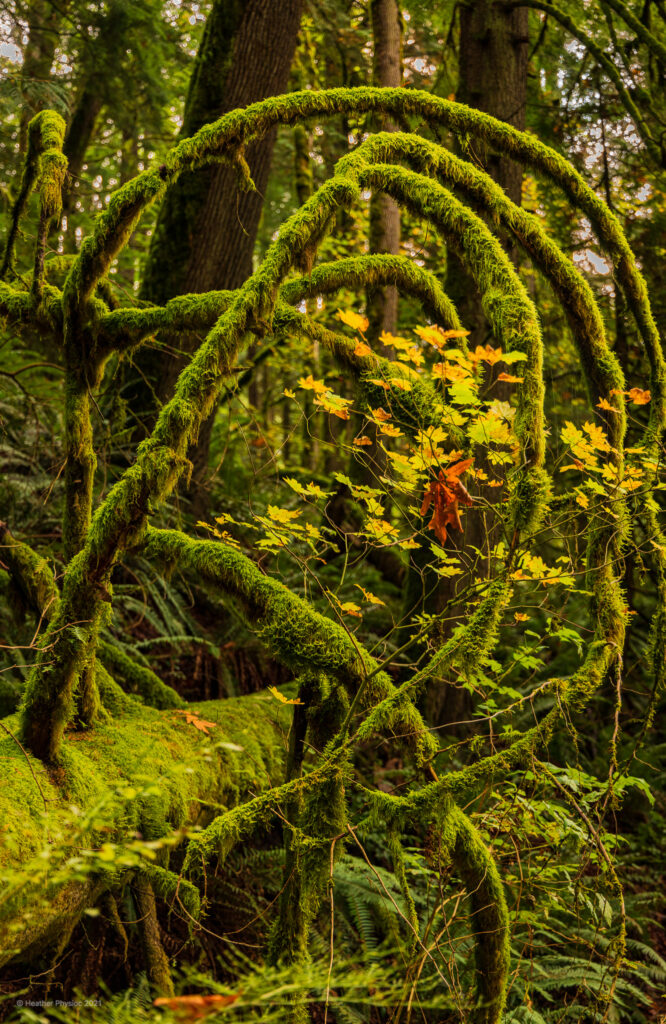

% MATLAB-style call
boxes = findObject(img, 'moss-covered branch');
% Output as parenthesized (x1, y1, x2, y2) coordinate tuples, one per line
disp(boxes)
(600, 0, 666, 65)
(141, 527, 435, 763)
(1, 110, 67, 281)
(56, 89, 661, 398)
(0, 522, 59, 621)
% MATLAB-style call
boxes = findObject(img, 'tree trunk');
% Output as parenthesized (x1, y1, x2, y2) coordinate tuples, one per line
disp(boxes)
(129, 0, 303, 515)
(138, 0, 304, 361)
(458, 0, 529, 206)
(366, 0, 402, 344)
(60, 80, 104, 246)
(18, 0, 65, 154)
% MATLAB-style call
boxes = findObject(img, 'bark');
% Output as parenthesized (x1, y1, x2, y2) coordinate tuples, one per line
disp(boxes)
(60, 80, 104, 228)
(130, 0, 304, 515)
(457, 0, 529, 206)
(366, 0, 402, 344)
(137, 0, 304, 388)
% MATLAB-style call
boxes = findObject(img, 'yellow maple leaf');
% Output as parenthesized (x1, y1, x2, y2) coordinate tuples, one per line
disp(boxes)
(380, 423, 403, 437)
(497, 372, 523, 384)
(354, 341, 372, 357)
(314, 392, 353, 420)
(396, 345, 425, 367)
(368, 377, 390, 390)
(514, 612, 529, 622)
(353, 435, 373, 446)
(388, 377, 413, 392)
(379, 330, 411, 350)
(433, 361, 473, 383)
(414, 325, 448, 349)
(365, 517, 398, 541)
(471, 344, 503, 366)
(583, 421, 612, 452)
(283, 388, 296, 398)
(298, 375, 328, 395)
(596, 397, 617, 412)
(267, 505, 302, 524)
(441, 329, 471, 340)
(354, 584, 386, 606)
(628, 387, 651, 405)
(337, 309, 369, 333)
(173, 709, 218, 735)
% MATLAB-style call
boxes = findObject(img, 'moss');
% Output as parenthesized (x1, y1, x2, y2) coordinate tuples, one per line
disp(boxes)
(143, 528, 435, 760)
(133, 877, 174, 997)
(98, 640, 185, 710)
(449, 808, 510, 1024)
(95, 661, 136, 716)
(0, 522, 59, 620)
(0, 689, 289, 965)
(1, 110, 66, 280)
(268, 763, 348, 986)
(142, 863, 201, 923)
(372, 793, 509, 1024)
(29, 91, 661, 763)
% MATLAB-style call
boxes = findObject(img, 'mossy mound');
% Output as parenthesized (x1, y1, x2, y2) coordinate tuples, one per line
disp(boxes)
(0, 690, 288, 966)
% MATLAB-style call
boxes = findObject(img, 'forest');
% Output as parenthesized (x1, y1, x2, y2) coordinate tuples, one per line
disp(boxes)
(0, 0, 665, 1021)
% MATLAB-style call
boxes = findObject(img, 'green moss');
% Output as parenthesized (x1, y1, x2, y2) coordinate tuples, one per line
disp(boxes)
(98, 641, 185, 710)
(0, 523, 59, 620)
(1, 110, 66, 279)
(143, 528, 435, 760)
(0, 690, 289, 965)
(449, 808, 510, 1024)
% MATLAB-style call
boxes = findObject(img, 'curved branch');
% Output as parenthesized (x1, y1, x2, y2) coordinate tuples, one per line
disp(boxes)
(141, 527, 435, 762)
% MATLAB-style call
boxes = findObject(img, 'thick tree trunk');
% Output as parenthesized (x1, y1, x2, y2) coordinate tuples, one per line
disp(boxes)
(129, 0, 303, 515)
(137, 0, 304, 382)
(457, 0, 529, 206)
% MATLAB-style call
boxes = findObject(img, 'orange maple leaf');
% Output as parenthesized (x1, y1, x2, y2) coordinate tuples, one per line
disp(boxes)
(421, 459, 474, 544)
(154, 993, 241, 1020)
(172, 709, 218, 735)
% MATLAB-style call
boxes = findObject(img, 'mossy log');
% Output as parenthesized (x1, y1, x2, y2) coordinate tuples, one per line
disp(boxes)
(0, 688, 288, 969)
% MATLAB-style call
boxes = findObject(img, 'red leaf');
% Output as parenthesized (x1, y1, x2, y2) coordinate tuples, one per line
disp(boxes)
(421, 461, 474, 544)
(154, 993, 241, 1020)
(445, 458, 473, 479)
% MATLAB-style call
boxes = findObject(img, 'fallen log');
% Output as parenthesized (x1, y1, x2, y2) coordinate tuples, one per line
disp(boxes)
(0, 681, 289, 969)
